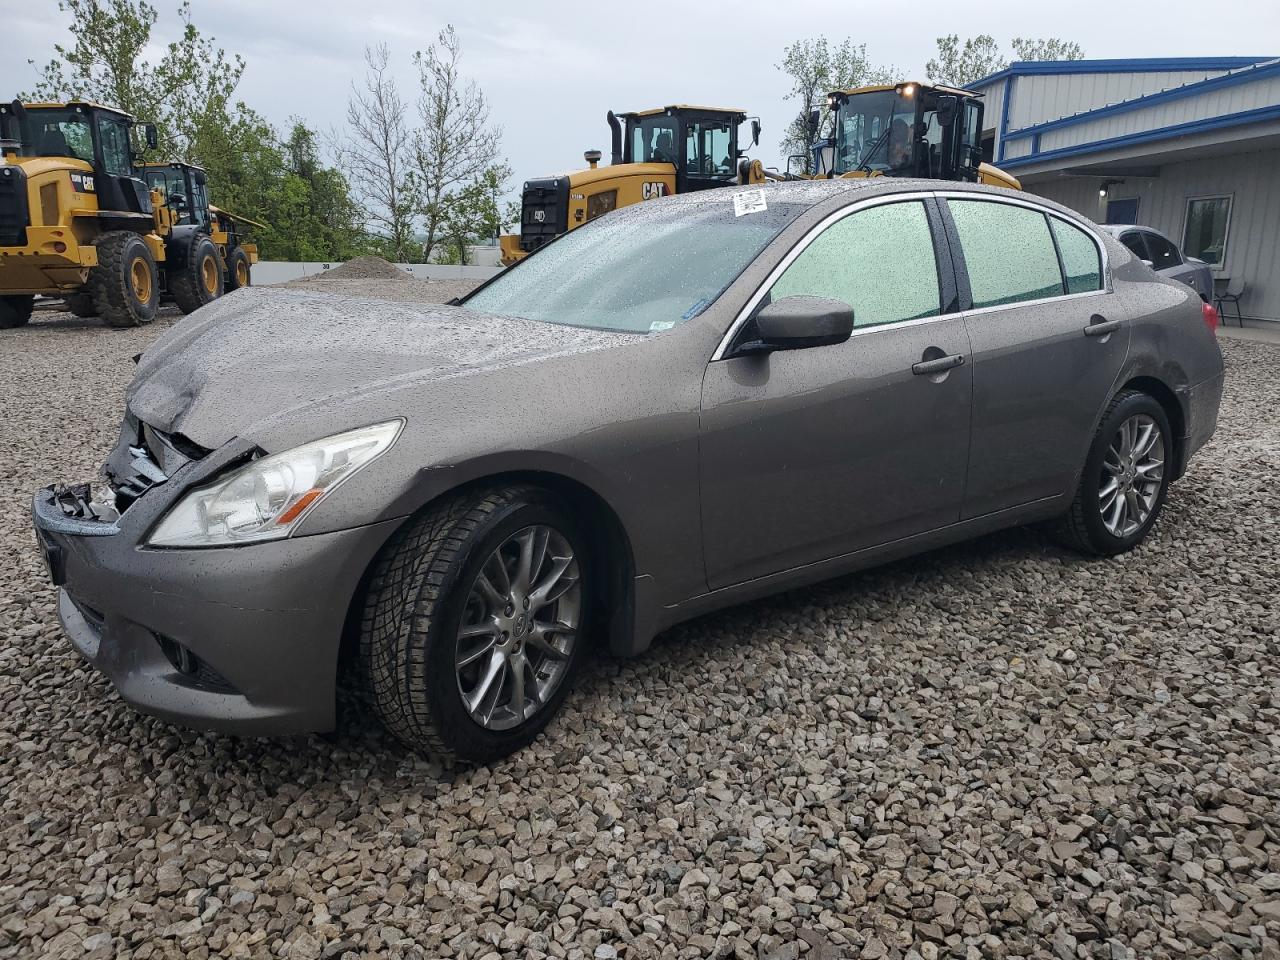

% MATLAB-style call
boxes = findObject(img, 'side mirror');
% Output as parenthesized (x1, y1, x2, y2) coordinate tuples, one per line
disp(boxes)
(144, 123, 158, 149)
(1141, 258, 1154, 268)
(936, 95, 960, 127)
(194, 169, 207, 186)
(806, 109, 821, 141)
(750, 118, 761, 146)
(741, 296, 854, 354)
(168, 193, 188, 209)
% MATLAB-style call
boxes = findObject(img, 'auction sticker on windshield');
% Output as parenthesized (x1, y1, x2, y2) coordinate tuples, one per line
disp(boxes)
(733, 190, 767, 217)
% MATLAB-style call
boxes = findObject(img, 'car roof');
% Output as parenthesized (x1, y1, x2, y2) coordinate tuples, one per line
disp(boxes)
(1100, 224, 1170, 239)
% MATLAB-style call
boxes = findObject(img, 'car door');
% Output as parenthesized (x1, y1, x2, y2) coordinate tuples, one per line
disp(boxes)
(944, 197, 1130, 518)
(699, 197, 972, 590)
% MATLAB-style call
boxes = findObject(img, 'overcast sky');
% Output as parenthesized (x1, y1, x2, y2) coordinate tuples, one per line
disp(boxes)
(4, 0, 1279, 193)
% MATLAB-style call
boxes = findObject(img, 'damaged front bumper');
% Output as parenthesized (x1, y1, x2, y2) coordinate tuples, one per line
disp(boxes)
(30, 417, 398, 736)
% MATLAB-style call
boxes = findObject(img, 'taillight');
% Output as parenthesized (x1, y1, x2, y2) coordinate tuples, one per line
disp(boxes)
(1201, 301, 1219, 334)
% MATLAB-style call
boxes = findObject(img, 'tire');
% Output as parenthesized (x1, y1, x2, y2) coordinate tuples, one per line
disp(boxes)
(64, 293, 97, 318)
(360, 486, 592, 764)
(1053, 389, 1173, 556)
(0, 295, 34, 329)
(88, 232, 159, 328)
(170, 235, 225, 314)
(225, 247, 251, 291)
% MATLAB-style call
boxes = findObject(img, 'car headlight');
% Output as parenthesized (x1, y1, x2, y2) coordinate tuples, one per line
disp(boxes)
(146, 420, 403, 547)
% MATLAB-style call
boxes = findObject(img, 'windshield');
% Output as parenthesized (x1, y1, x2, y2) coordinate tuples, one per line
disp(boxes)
(833, 91, 915, 175)
(23, 107, 95, 163)
(465, 195, 803, 334)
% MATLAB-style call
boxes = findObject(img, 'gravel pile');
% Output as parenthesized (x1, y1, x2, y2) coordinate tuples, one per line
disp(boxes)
(284, 277, 483, 304)
(301, 256, 413, 282)
(1, 312, 1277, 959)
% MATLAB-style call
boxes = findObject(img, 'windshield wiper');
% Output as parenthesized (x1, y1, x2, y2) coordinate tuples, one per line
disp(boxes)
(856, 128, 891, 173)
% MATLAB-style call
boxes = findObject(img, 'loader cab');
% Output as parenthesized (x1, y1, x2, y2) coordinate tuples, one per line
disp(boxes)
(620, 105, 751, 193)
(141, 162, 211, 230)
(824, 83, 984, 182)
(1, 102, 158, 217)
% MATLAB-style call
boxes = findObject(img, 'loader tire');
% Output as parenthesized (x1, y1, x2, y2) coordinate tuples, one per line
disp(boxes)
(0, 295, 34, 329)
(225, 247, 251, 291)
(88, 232, 158, 328)
(170, 235, 224, 314)
(64, 294, 97, 318)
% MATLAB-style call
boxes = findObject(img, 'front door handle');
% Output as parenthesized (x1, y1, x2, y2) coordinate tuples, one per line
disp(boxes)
(1084, 315, 1122, 337)
(912, 353, 965, 376)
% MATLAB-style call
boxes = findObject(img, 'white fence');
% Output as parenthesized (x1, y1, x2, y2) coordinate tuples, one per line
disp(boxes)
(253, 260, 503, 285)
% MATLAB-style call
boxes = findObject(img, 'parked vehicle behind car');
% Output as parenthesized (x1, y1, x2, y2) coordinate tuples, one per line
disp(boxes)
(32, 179, 1224, 763)
(1101, 224, 1214, 302)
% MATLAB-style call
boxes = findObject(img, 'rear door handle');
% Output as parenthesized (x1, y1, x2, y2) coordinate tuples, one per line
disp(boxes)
(1084, 315, 1122, 337)
(912, 354, 965, 375)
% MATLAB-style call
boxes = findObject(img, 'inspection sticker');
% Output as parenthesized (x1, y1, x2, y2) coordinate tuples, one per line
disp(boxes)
(733, 189, 768, 217)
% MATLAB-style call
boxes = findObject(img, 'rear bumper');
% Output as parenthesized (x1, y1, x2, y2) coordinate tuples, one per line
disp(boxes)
(1178, 369, 1224, 475)
(32, 486, 399, 735)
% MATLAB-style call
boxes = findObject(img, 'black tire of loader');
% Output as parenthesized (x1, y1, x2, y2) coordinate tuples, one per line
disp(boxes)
(88, 232, 159, 328)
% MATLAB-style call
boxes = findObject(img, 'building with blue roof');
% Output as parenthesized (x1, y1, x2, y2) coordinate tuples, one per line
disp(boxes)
(970, 57, 1280, 322)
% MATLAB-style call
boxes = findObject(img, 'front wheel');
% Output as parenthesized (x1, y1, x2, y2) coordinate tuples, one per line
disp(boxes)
(88, 231, 159, 327)
(170, 235, 225, 314)
(1054, 389, 1173, 556)
(225, 247, 251, 291)
(360, 487, 590, 764)
(0, 295, 34, 329)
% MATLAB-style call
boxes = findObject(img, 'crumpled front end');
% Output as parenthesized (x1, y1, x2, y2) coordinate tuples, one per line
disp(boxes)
(31, 411, 396, 735)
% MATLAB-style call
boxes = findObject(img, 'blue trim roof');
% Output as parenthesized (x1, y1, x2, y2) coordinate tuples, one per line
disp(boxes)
(1000, 103, 1280, 169)
(1003, 58, 1280, 144)
(972, 56, 1273, 89)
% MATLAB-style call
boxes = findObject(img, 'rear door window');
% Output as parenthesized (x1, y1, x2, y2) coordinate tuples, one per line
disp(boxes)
(1142, 231, 1182, 269)
(1119, 232, 1149, 261)
(948, 199, 1064, 308)
(768, 200, 941, 328)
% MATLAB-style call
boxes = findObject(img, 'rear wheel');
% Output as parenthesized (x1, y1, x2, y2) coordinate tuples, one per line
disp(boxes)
(0, 295, 34, 329)
(88, 232, 158, 328)
(64, 293, 97, 318)
(1054, 389, 1173, 555)
(360, 486, 590, 764)
(170, 235, 224, 314)
(225, 247, 251, 291)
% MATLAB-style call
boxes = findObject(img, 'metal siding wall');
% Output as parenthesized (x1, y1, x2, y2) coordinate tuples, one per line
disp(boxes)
(1005, 69, 1230, 130)
(1027, 148, 1280, 320)
(1039, 75, 1280, 150)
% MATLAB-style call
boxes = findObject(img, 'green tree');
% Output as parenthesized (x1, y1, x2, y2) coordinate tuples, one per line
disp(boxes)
(25, 0, 367, 262)
(776, 37, 897, 172)
(1011, 38, 1085, 62)
(926, 34, 1085, 87)
(433, 164, 509, 265)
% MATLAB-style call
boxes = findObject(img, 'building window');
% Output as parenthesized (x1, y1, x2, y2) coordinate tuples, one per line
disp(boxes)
(1183, 196, 1232, 268)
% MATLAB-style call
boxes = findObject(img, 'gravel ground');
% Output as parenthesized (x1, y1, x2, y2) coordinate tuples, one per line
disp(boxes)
(1, 299, 1278, 960)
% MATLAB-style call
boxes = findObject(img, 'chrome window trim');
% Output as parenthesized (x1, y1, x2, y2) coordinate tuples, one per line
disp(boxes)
(713, 188, 1112, 362)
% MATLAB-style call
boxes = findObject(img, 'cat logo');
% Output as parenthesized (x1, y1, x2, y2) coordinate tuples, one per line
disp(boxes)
(69, 172, 96, 193)
(533, 209, 546, 223)
(641, 182, 667, 201)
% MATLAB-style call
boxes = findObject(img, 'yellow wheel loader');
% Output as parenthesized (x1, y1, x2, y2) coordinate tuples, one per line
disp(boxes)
(499, 105, 767, 266)
(0, 101, 249, 329)
(140, 162, 260, 292)
(812, 81, 1020, 189)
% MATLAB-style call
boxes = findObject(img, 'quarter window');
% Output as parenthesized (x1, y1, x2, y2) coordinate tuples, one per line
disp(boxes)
(769, 201, 941, 328)
(1049, 218, 1102, 294)
(1119, 232, 1148, 260)
(1183, 196, 1231, 266)
(949, 199, 1064, 308)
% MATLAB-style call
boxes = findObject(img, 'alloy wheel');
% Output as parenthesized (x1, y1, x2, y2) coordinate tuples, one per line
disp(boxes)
(455, 525, 581, 731)
(1099, 413, 1165, 538)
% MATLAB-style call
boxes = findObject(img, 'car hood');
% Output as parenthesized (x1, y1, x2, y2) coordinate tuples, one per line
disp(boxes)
(127, 286, 636, 449)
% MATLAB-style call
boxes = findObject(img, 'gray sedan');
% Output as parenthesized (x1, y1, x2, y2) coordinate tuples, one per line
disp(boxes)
(1100, 224, 1214, 301)
(32, 179, 1224, 763)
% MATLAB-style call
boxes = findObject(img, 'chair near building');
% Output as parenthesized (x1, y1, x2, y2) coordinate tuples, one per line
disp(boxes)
(1214, 277, 1246, 327)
